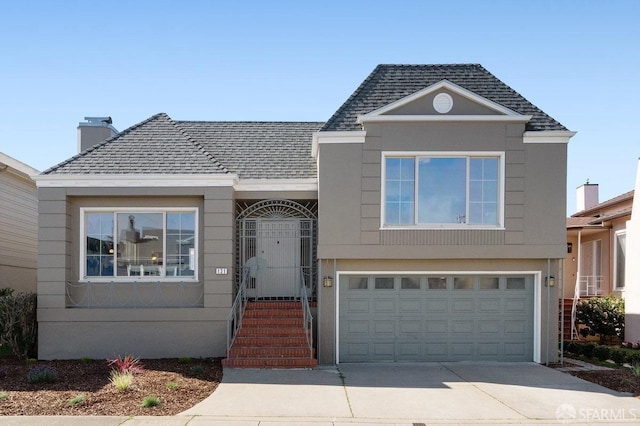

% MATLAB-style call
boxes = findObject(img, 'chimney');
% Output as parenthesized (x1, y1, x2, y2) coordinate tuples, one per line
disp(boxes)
(576, 182, 599, 212)
(77, 117, 118, 152)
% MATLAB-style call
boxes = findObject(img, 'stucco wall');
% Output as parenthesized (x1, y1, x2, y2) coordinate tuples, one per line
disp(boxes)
(37, 185, 235, 359)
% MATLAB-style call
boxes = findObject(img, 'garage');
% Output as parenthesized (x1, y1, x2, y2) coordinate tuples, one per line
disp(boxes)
(338, 273, 535, 362)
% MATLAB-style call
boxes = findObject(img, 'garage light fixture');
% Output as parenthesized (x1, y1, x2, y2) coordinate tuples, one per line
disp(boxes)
(545, 276, 555, 287)
(323, 276, 334, 288)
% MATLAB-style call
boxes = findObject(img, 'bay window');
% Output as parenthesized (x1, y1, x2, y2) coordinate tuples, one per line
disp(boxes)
(82, 208, 197, 280)
(383, 152, 503, 227)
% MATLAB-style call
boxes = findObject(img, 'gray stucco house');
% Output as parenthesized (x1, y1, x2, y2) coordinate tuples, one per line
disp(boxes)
(34, 64, 575, 365)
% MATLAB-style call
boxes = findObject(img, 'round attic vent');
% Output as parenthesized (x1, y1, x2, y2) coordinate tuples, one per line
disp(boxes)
(433, 93, 453, 114)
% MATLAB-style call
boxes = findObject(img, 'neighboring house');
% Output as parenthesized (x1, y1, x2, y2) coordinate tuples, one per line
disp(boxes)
(625, 159, 640, 343)
(34, 64, 574, 365)
(0, 152, 39, 293)
(561, 184, 633, 340)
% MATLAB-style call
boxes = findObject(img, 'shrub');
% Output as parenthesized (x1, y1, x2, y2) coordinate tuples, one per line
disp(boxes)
(564, 341, 579, 354)
(592, 345, 611, 362)
(190, 364, 205, 375)
(629, 352, 640, 366)
(109, 371, 133, 391)
(80, 357, 93, 363)
(0, 288, 14, 297)
(0, 291, 37, 359)
(610, 348, 627, 366)
(27, 365, 58, 384)
(178, 356, 192, 364)
(580, 342, 596, 358)
(0, 390, 8, 401)
(632, 362, 640, 378)
(141, 394, 160, 408)
(576, 295, 625, 344)
(68, 394, 86, 406)
(166, 382, 179, 390)
(107, 355, 144, 374)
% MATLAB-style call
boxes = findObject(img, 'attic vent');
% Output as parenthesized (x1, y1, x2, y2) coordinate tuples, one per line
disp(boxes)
(433, 93, 453, 114)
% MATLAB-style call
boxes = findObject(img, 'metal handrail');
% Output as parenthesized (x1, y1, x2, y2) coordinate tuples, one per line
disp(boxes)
(226, 268, 250, 355)
(300, 268, 314, 358)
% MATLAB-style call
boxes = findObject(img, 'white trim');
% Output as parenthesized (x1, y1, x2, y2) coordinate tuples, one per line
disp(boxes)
(380, 151, 505, 229)
(35, 174, 237, 188)
(0, 152, 40, 177)
(357, 114, 533, 124)
(235, 178, 317, 192)
(312, 131, 366, 158)
(79, 207, 199, 282)
(335, 270, 542, 364)
(523, 131, 577, 144)
(356, 80, 532, 125)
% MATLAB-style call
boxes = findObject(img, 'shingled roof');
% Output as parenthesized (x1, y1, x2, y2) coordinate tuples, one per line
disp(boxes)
(321, 64, 567, 132)
(43, 114, 322, 178)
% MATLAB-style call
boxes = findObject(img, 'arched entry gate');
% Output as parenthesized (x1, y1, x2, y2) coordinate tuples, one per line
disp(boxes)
(236, 199, 317, 299)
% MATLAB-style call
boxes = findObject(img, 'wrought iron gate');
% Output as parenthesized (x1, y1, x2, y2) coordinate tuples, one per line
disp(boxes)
(236, 199, 317, 299)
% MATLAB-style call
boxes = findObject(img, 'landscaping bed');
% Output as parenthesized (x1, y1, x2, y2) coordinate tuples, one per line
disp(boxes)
(0, 357, 222, 416)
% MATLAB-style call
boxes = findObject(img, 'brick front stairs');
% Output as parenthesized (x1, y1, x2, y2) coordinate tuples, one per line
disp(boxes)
(559, 298, 574, 339)
(222, 301, 317, 368)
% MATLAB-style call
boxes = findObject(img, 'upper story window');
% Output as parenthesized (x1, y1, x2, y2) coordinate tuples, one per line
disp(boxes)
(81, 208, 198, 280)
(382, 152, 504, 228)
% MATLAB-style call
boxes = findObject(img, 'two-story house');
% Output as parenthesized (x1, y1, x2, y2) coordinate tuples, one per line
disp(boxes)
(34, 64, 574, 365)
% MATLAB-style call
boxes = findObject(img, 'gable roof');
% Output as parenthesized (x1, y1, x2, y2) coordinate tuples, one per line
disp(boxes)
(321, 64, 567, 132)
(567, 190, 634, 228)
(43, 114, 323, 179)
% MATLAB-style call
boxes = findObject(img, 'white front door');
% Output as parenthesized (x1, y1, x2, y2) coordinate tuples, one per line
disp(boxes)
(254, 220, 301, 297)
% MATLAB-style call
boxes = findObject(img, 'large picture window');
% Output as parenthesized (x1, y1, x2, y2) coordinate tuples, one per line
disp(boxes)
(82, 208, 197, 280)
(383, 153, 503, 227)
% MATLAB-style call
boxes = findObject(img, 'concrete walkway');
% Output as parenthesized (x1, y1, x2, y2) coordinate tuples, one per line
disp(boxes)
(3, 362, 640, 424)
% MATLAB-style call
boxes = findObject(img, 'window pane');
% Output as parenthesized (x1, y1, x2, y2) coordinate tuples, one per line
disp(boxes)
(374, 277, 394, 289)
(417, 157, 466, 223)
(506, 277, 526, 290)
(453, 276, 473, 290)
(616, 233, 626, 288)
(116, 213, 164, 277)
(468, 158, 499, 225)
(427, 277, 447, 289)
(479, 277, 499, 290)
(385, 158, 415, 225)
(85, 213, 114, 277)
(167, 212, 196, 276)
(349, 276, 368, 290)
(401, 276, 420, 290)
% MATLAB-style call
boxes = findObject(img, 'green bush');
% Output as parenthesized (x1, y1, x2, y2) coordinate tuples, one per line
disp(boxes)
(592, 345, 611, 361)
(576, 295, 625, 344)
(564, 341, 579, 354)
(0, 291, 37, 359)
(610, 348, 627, 365)
(580, 342, 596, 358)
(141, 394, 160, 408)
(27, 365, 58, 384)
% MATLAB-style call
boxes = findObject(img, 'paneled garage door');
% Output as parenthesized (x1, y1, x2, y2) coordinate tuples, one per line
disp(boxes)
(338, 274, 534, 362)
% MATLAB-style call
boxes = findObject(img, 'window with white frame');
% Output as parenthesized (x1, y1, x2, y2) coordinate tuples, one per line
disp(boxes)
(614, 230, 626, 289)
(382, 153, 503, 227)
(82, 208, 197, 280)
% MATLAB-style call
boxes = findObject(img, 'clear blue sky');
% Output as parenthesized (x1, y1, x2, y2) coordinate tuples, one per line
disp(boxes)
(1, 0, 638, 213)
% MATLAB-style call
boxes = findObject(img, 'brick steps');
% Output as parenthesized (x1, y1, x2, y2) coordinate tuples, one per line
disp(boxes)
(223, 300, 317, 369)
(559, 298, 574, 339)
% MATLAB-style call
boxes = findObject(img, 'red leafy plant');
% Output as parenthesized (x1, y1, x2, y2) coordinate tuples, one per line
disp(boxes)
(107, 354, 145, 374)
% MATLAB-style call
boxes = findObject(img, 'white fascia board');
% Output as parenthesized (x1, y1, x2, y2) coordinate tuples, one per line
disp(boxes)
(0, 152, 40, 178)
(235, 178, 318, 192)
(523, 131, 577, 144)
(358, 80, 526, 120)
(312, 131, 366, 158)
(34, 174, 237, 188)
(357, 115, 533, 124)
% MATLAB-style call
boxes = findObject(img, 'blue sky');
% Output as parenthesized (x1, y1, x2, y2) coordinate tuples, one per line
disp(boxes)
(1, 0, 638, 213)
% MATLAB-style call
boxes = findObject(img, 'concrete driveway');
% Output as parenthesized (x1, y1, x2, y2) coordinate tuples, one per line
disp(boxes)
(180, 362, 640, 424)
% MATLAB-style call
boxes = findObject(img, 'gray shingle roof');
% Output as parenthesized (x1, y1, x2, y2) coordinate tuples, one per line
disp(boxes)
(43, 113, 228, 175)
(44, 113, 322, 178)
(176, 121, 322, 179)
(321, 64, 568, 132)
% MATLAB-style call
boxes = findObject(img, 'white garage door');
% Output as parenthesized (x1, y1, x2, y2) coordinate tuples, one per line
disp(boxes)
(338, 274, 534, 362)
